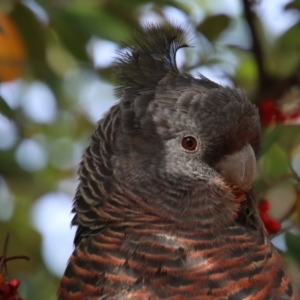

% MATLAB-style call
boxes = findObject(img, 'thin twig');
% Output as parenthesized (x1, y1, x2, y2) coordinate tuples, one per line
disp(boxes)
(279, 202, 296, 223)
(4, 255, 30, 263)
(3, 233, 9, 258)
(261, 173, 295, 189)
(271, 224, 299, 238)
(242, 0, 266, 91)
(0, 233, 10, 274)
(0, 233, 30, 276)
(242, 0, 300, 100)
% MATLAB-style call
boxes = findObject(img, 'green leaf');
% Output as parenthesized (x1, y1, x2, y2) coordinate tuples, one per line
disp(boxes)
(197, 14, 231, 41)
(260, 143, 291, 180)
(260, 125, 284, 156)
(285, 232, 300, 265)
(0, 95, 14, 119)
(9, 3, 49, 79)
(50, 7, 133, 63)
(254, 179, 269, 198)
(284, 0, 300, 11)
(50, 10, 90, 62)
(269, 22, 300, 76)
(277, 125, 300, 152)
(233, 54, 258, 98)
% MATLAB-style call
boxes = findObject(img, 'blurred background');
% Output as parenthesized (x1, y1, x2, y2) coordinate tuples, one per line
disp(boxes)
(0, 0, 300, 299)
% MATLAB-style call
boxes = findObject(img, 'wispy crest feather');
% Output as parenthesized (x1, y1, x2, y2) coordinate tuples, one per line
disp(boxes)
(115, 23, 190, 98)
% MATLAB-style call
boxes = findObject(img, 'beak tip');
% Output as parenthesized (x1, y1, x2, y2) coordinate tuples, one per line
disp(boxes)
(215, 144, 256, 192)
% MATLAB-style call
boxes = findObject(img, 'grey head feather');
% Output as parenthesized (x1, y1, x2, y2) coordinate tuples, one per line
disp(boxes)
(115, 23, 202, 99)
(114, 23, 222, 134)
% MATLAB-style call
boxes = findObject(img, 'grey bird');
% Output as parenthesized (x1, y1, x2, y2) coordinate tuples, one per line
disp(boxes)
(58, 23, 299, 300)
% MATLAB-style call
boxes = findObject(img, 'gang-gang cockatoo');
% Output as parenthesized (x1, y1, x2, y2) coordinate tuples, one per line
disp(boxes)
(58, 24, 299, 300)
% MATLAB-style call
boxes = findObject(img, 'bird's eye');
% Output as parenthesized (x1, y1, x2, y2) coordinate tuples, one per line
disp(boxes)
(182, 136, 198, 151)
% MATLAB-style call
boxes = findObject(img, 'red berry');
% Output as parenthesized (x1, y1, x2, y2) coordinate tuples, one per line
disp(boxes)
(274, 109, 285, 122)
(287, 109, 300, 120)
(259, 99, 276, 125)
(8, 279, 20, 289)
(258, 199, 270, 212)
(258, 99, 284, 125)
(265, 219, 281, 234)
(9, 287, 18, 296)
(259, 99, 276, 114)
(0, 283, 11, 295)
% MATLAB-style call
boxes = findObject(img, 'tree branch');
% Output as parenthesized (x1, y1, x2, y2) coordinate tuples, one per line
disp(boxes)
(242, 0, 266, 93)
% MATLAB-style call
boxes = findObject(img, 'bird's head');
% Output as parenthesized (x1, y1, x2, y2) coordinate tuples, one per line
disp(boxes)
(114, 24, 260, 205)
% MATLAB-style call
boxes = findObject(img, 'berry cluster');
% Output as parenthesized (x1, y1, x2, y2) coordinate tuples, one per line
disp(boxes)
(0, 276, 23, 300)
(258, 199, 281, 234)
(258, 98, 300, 126)
(0, 234, 29, 300)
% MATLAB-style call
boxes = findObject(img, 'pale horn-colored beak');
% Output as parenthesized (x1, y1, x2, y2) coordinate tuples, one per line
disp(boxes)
(215, 144, 256, 192)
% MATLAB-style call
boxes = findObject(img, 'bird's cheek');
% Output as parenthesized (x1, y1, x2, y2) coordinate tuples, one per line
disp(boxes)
(215, 144, 256, 192)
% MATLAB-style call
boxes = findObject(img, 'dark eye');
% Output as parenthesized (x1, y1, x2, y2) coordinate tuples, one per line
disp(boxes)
(182, 136, 198, 151)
